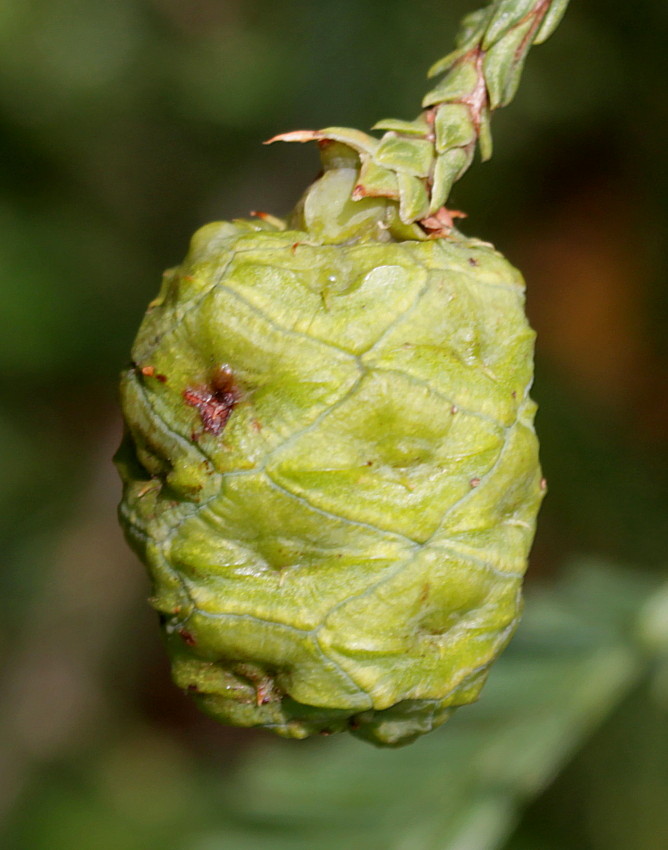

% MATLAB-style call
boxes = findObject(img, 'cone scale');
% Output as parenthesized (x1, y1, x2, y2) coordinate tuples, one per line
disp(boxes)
(116, 0, 568, 746)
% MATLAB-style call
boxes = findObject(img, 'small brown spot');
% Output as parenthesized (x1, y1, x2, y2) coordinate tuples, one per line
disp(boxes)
(251, 419, 262, 432)
(140, 365, 167, 383)
(419, 205, 468, 237)
(319, 728, 333, 736)
(183, 366, 240, 435)
(186, 684, 201, 693)
(540, 477, 548, 491)
(348, 717, 361, 731)
(511, 390, 517, 399)
(468, 257, 479, 266)
(291, 242, 301, 254)
(178, 629, 197, 647)
(364, 460, 373, 467)
(470, 478, 481, 488)
(255, 681, 273, 706)
(450, 405, 458, 415)
(250, 210, 270, 221)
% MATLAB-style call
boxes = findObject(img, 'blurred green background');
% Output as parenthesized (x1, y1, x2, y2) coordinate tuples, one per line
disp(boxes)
(2, 1, 668, 848)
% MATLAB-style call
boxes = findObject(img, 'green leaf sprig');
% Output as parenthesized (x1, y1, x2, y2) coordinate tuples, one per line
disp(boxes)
(269, 0, 570, 231)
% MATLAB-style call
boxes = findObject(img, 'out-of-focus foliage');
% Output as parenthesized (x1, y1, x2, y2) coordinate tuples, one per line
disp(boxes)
(1, 1, 667, 848)
(5, 562, 668, 850)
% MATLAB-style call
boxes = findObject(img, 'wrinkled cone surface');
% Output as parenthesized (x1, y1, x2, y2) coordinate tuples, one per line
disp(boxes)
(117, 207, 543, 745)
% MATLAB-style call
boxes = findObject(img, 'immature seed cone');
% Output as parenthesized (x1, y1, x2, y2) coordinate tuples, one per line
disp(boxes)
(117, 0, 565, 746)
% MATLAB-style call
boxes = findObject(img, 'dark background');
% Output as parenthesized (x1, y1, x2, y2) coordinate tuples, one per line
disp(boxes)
(1, 2, 667, 848)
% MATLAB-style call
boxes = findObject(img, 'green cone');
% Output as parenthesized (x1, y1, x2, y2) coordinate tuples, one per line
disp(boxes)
(116, 0, 566, 746)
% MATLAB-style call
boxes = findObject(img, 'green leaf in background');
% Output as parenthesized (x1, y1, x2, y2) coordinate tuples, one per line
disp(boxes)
(203, 561, 658, 850)
(7, 560, 665, 850)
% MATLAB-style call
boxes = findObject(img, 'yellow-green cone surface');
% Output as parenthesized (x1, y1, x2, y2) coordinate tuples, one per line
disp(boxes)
(116, 0, 571, 744)
(116, 162, 543, 746)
